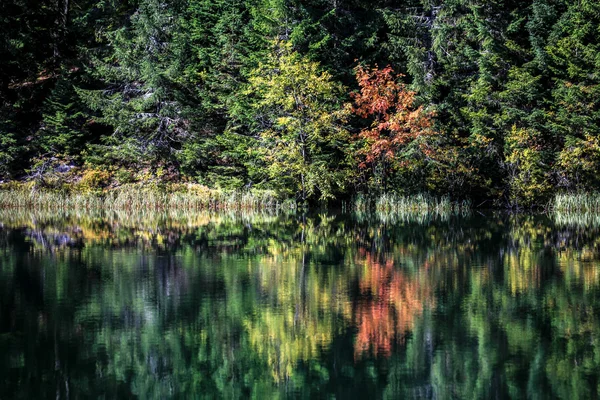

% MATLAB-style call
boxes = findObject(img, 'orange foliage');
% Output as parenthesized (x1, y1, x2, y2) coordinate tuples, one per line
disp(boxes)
(354, 250, 432, 359)
(352, 65, 436, 170)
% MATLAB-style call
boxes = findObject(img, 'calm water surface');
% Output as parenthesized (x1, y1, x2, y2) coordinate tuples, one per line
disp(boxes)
(1, 210, 599, 399)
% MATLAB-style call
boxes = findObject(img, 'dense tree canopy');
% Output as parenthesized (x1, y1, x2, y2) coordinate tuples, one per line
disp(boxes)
(2, 0, 600, 206)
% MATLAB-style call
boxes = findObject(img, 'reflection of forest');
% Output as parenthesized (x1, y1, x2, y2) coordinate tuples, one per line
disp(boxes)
(1, 211, 600, 398)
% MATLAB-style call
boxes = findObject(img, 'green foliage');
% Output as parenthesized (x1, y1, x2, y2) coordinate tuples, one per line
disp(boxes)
(0, 123, 19, 179)
(3, 0, 600, 207)
(37, 79, 94, 157)
(557, 134, 600, 189)
(77, 0, 192, 167)
(245, 42, 351, 201)
(504, 126, 552, 207)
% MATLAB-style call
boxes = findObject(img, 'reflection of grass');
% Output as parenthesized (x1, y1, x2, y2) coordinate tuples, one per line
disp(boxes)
(552, 210, 600, 228)
(0, 184, 296, 211)
(0, 208, 293, 251)
(553, 193, 600, 212)
(0, 207, 288, 231)
(354, 194, 471, 223)
(354, 208, 471, 224)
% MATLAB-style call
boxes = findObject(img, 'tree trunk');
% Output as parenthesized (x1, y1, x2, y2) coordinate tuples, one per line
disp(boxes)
(300, 130, 307, 203)
(53, 0, 70, 64)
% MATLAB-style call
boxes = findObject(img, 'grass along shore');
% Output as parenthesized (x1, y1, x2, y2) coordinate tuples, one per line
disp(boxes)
(551, 193, 600, 212)
(1, 184, 473, 213)
(4, 182, 595, 213)
(0, 183, 295, 211)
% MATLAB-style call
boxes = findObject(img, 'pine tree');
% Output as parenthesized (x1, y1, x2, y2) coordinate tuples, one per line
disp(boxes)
(175, 0, 273, 187)
(77, 0, 191, 170)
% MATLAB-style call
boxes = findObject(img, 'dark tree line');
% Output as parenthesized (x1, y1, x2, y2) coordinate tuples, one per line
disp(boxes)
(1, 0, 600, 206)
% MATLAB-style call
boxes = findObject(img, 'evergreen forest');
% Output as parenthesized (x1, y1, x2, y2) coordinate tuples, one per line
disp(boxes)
(2, 0, 600, 207)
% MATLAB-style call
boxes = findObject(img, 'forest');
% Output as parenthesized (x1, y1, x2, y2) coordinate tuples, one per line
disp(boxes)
(2, 0, 600, 207)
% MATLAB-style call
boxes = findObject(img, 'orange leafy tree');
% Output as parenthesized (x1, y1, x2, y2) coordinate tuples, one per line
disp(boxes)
(353, 249, 433, 359)
(352, 65, 437, 191)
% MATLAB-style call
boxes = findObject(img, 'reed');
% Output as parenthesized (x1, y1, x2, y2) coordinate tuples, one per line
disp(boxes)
(552, 193, 600, 212)
(0, 183, 296, 211)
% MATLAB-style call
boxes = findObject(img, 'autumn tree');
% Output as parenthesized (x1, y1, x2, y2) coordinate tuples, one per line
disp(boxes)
(245, 42, 351, 202)
(504, 126, 552, 208)
(351, 65, 437, 193)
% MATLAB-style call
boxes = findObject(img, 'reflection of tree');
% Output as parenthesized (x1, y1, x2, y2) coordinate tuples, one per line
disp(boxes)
(354, 250, 432, 359)
(424, 216, 600, 399)
(243, 217, 354, 384)
(2, 211, 600, 398)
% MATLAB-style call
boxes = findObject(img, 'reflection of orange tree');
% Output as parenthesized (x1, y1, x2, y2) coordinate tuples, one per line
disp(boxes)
(354, 249, 432, 358)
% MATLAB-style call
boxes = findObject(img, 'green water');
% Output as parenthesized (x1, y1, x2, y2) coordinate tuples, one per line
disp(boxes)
(1, 210, 599, 399)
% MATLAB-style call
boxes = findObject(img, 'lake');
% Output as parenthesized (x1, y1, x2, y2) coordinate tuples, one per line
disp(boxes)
(0, 209, 599, 399)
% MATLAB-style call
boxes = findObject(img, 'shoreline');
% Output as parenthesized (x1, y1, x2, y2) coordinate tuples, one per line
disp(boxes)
(1, 183, 598, 213)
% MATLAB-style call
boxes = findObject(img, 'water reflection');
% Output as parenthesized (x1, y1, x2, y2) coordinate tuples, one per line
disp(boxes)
(0, 210, 599, 398)
(354, 251, 431, 359)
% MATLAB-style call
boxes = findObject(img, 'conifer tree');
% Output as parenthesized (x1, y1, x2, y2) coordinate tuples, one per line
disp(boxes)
(77, 0, 190, 169)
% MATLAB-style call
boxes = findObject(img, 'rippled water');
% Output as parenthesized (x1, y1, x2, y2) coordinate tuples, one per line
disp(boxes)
(1, 209, 599, 399)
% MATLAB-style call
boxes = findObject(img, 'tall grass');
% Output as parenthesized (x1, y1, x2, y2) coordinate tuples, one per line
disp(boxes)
(354, 193, 471, 214)
(552, 193, 600, 212)
(0, 184, 296, 211)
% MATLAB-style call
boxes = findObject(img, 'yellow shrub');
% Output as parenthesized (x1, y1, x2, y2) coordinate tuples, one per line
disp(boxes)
(79, 168, 111, 192)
